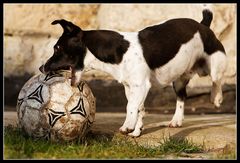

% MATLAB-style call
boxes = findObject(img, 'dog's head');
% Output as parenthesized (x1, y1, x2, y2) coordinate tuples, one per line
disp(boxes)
(39, 19, 86, 74)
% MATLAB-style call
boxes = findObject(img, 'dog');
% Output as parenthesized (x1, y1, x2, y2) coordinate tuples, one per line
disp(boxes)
(39, 9, 227, 137)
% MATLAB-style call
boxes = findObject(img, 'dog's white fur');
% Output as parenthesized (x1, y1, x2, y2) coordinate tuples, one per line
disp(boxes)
(76, 30, 226, 137)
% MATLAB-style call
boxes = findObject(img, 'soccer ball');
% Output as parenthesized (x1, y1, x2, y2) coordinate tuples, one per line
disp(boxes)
(16, 71, 96, 142)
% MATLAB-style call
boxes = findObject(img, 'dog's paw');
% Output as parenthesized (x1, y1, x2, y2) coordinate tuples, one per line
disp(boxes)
(70, 70, 82, 86)
(119, 118, 137, 135)
(211, 94, 223, 108)
(168, 118, 183, 128)
(128, 127, 143, 138)
(210, 87, 223, 108)
(119, 126, 134, 135)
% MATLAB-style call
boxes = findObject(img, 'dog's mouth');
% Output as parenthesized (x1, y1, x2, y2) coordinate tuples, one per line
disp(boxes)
(39, 64, 77, 85)
(39, 64, 73, 74)
(55, 65, 73, 72)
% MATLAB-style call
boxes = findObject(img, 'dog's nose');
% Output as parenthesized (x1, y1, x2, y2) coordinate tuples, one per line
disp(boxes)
(39, 64, 45, 73)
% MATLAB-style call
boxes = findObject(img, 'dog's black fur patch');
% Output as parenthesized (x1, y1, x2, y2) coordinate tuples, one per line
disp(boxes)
(42, 21, 130, 73)
(83, 30, 130, 64)
(200, 9, 213, 27)
(173, 78, 189, 101)
(42, 19, 87, 73)
(138, 18, 225, 70)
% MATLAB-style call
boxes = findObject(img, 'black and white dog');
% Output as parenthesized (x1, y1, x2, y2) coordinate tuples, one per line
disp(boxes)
(40, 9, 227, 137)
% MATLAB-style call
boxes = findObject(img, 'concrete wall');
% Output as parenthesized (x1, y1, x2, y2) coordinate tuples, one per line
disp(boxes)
(4, 4, 236, 112)
(4, 4, 236, 84)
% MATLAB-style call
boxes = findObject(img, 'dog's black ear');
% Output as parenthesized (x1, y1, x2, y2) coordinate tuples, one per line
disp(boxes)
(51, 19, 81, 33)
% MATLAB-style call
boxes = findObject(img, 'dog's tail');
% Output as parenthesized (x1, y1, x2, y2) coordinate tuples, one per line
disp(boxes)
(200, 9, 213, 27)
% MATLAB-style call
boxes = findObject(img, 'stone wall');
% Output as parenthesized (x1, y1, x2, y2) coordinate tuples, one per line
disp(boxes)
(4, 4, 99, 76)
(4, 4, 236, 112)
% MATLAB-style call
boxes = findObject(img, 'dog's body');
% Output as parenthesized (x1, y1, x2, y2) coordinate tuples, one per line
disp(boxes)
(40, 9, 227, 137)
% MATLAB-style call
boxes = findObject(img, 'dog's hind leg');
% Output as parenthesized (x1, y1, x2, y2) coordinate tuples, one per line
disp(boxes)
(210, 51, 227, 108)
(169, 75, 190, 127)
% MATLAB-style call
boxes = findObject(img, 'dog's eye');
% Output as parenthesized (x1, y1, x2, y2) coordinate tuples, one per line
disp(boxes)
(56, 45, 61, 50)
(54, 45, 61, 53)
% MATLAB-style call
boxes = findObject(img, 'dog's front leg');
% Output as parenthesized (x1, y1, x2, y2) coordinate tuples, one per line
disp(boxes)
(119, 81, 150, 136)
(71, 70, 83, 86)
(128, 106, 145, 137)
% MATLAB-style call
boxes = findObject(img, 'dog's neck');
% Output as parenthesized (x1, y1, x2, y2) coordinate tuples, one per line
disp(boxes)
(83, 48, 123, 82)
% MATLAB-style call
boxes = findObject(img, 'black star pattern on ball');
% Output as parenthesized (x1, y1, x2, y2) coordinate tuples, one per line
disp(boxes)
(48, 109, 66, 127)
(77, 81, 85, 92)
(44, 71, 63, 81)
(27, 85, 44, 104)
(17, 98, 24, 107)
(87, 119, 93, 128)
(70, 97, 86, 118)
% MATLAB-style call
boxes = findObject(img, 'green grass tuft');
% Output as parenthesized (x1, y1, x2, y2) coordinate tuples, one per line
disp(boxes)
(158, 136, 204, 154)
(4, 125, 206, 159)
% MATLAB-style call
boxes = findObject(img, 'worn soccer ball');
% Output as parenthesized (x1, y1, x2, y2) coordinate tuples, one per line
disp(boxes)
(16, 71, 96, 142)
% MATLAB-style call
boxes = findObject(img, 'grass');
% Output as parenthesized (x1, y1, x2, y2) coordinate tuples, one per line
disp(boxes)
(3, 125, 208, 159)
(158, 136, 204, 154)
